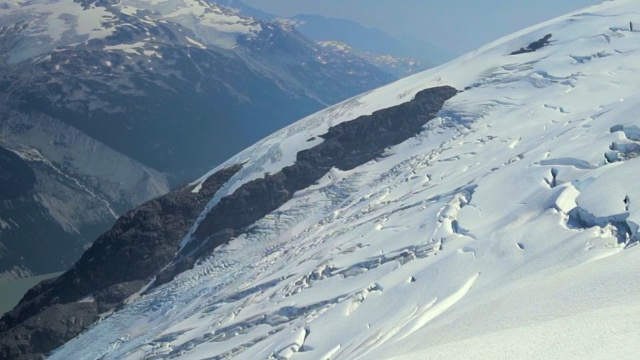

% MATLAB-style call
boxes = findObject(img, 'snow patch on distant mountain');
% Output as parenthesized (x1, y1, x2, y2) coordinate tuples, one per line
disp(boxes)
(319, 40, 429, 77)
(121, 0, 261, 49)
(0, 0, 263, 63)
(0, 0, 117, 62)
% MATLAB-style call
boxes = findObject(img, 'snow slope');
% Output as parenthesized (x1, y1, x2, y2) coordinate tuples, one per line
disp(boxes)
(52, 1, 640, 359)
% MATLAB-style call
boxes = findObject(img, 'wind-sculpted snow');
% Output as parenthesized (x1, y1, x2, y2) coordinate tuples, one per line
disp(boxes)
(53, 1, 640, 359)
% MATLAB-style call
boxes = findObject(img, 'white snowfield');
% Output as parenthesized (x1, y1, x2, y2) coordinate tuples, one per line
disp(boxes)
(0, 0, 261, 63)
(53, 1, 640, 359)
(0, 0, 118, 62)
(120, 0, 261, 49)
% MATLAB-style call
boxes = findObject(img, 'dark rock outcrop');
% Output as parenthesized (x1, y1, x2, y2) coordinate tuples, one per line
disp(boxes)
(511, 34, 553, 55)
(0, 164, 241, 360)
(186, 85, 458, 260)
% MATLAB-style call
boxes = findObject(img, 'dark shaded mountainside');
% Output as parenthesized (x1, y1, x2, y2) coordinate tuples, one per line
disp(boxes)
(0, 0, 396, 281)
(0, 146, 104, 280)
(0, 85, 458, 360)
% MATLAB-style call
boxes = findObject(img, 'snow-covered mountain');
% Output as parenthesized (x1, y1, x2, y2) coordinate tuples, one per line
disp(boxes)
(318, 41, 430, 78)
(224, 2, 437, 76)
(3, 0, 640, 359)
(0, 0, 395, 282)
(288, 13, 452, 65)
(0, 0, 394, 177)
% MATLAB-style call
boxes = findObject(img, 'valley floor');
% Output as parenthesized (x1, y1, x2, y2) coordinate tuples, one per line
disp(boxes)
(0, 272, 62, 316)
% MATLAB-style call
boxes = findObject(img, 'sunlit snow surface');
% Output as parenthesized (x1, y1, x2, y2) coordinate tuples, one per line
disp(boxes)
(0, 0, 118, 62)
(53, 1, 640, 359)
(0, 0, 260, 63)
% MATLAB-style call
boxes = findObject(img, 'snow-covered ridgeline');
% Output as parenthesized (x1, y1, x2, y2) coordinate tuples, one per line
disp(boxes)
(0, 0, 262, 63)
(120, 0, 261, 49)
(0, 0, 117, 62)
(54, 1, 640, 359)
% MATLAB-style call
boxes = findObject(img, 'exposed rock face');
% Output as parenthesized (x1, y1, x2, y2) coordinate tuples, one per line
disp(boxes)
(0, 164, 242, 360)
(511, 34, 553, 55)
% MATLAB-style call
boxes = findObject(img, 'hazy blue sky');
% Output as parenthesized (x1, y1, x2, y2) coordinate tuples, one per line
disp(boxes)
(240, 0, 603, 55)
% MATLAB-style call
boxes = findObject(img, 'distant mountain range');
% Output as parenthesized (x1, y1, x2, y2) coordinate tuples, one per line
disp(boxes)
(289, 13, 454, 65)
(226, 1, 453, 69)
(318, 40, 428, 79)
(0, 0, 397, 282)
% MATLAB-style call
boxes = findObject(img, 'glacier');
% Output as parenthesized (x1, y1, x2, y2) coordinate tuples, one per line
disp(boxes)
(51, 1, 640, 359)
